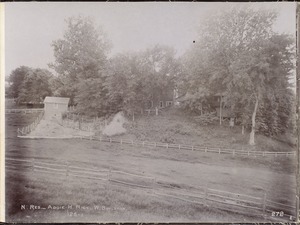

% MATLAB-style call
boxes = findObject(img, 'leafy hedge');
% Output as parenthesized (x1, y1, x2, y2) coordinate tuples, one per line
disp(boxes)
(194, 112, 219, 126)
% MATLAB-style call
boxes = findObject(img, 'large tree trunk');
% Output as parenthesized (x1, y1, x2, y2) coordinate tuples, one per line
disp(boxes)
(249, 97, 259, 145)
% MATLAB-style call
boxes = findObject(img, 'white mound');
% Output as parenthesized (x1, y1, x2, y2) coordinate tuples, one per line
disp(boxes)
(102, 112, 127, 136)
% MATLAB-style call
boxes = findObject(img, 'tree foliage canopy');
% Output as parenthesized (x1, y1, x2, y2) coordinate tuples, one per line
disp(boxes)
(182, 7, 295, 143)
(50, 16, 111, 107)
(8, 66, 32, 99)
(105, 45, 182, 116)
(8, 66, 53, 103)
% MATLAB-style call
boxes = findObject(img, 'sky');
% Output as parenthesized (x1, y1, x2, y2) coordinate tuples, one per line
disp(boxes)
(4, 2, 296, 77)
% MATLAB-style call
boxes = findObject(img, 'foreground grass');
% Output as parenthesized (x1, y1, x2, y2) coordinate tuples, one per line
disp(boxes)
(6, 138, 296, 222)
(6, 168, 272, 223)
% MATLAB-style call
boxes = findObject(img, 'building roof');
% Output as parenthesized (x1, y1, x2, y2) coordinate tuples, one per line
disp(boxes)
(44, 96, 70, 104)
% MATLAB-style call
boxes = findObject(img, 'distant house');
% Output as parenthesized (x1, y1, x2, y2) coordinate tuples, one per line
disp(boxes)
(44, 96, 70, 120)
(146, 87, 177, 109)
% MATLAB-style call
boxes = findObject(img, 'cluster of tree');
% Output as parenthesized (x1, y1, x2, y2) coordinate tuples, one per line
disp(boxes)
(7, 10, 296, 145)
(181, 7, 295, 144)
(49, 16, 181, 117)
(106, 45, 182, 118)
(7, 66, 53, 104)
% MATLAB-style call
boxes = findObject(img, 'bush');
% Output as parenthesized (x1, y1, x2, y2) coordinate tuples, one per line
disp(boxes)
(160, 131, 175, 143)
(194, 112, 219, 125)
(61, 112, 68, 120)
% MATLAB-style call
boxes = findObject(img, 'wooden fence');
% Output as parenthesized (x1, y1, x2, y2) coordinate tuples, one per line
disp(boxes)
(77, 136, 296, 158)
(62, 118, 105, 132)
(5, 98, 16, 103)
(5, 157, 296, 221)
(17, 111, 44, 136)
(62, 112, 106, 132)
(15, 129, 296, 157)
(6, 108, 44, 114)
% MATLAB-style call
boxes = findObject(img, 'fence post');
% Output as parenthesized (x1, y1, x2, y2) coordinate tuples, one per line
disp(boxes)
(179, 144, 181, 150)
(219, 148, 221, 154)
(205, 147, 207, 153)
(263, 152, 265, 157)
(262, 192, 267, 213)
(233, 150, 235, 157)
(121, 139, 123, 145)
(66, 162, 70, 177)
(204, 187, 208, 206)
(166, 143, 168, 149)
(192, 146, 194, 151)
(152, 178, 156, 191)
(155, 142, 157, 147)
(131, 140, 133, 145)
(296, 195, 299, 222)
(108, 166, 111, 181)
(32, 159, 35, 172)
(142, 141, 144, 147)
(110, 138, 112, 143)
(99, 136, 102, 142)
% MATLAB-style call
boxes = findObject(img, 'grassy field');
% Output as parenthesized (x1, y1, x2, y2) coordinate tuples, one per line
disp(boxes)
(5, 111, 297, 222)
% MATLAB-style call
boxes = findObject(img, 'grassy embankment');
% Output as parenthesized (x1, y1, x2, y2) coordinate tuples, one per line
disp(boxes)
(122, 107, 296, 153)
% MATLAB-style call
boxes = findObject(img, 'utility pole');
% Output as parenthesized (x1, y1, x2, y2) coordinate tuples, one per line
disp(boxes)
(219, 95, 222, 125)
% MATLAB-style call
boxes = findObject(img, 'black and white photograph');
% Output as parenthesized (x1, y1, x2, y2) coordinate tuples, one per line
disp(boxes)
(3, 2, 299, 223)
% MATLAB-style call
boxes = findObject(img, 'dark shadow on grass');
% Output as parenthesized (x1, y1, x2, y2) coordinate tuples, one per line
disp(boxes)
(5, 113, 47, 221)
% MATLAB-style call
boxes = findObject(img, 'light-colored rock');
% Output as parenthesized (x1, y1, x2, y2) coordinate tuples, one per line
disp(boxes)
(102, 112, 127, 136)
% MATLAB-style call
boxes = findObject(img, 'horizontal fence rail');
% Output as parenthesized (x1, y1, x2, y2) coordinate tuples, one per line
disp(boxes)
(5, 108, 44, 114)
(5, 157, 297, 221)
(62, 111, 107, 132)
(76, 136, 296, 158)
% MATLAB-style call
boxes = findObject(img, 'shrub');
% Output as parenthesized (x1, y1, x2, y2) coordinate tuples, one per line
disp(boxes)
(194, 112, 219, 126)
(160, 131, 175, 143)
(61, 112, 68, 120)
